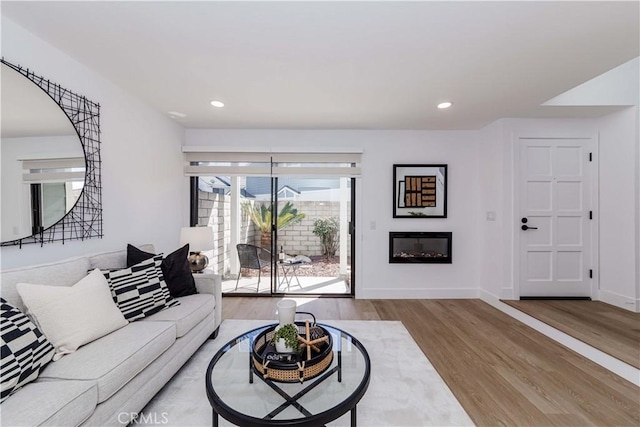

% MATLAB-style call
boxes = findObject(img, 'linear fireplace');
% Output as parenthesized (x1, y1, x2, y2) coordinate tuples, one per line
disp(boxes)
(389, 232, 452, 264)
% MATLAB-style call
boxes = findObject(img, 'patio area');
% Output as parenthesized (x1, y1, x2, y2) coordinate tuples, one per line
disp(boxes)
(221, 256, 351, 295)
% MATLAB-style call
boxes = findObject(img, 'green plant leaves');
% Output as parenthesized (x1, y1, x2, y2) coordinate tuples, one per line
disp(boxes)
(242, 201, 306, 234)
(271, 323, 300, 351)
(312, 217, 340, 257)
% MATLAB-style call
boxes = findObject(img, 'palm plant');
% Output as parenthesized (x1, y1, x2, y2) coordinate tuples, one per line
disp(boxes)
(242, 201, 305, 248)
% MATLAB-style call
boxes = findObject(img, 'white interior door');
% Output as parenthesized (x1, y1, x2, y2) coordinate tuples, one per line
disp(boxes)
(519, 138, 592, 297)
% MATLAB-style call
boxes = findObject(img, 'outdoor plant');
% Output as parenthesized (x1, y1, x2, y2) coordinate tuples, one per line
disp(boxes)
(242, 201, 305, 248)
(312, 217, 339, 257)
(271, 323, 300, 352)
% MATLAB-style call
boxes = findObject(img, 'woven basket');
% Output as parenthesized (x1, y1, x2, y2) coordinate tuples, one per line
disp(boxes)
(252, 322, 333, 383)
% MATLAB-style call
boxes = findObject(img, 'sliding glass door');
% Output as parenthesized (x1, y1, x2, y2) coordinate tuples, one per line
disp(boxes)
(186, 150, 359, 297)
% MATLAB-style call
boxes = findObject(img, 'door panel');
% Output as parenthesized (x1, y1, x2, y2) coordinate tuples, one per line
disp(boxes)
(527, 251, 552, 280)
(527, 182, 553, 210)
(519, 139, 592, 297)
(272, 176, 353, 296)
(556, 217, 583, 246)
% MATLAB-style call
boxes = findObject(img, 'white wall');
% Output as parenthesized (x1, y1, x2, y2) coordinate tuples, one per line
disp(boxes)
(0, 18, 187, 269)
(597, 107, 639, 310)
(476, 120, 507, 299)
(186, 129, 482, 299)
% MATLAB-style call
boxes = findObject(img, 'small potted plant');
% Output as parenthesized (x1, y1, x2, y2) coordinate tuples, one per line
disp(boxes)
(271, 324, 300, 353)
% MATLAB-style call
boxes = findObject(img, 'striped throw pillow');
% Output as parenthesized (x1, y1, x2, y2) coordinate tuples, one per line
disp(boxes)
(1, 298, 55, 402)
(103, 255, 179, 321)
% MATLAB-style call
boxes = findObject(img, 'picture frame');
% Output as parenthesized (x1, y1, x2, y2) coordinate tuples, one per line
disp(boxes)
(393, 164, 448, 218)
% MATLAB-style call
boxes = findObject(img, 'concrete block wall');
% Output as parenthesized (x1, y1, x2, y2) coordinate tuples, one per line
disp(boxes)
(198, 193, 351, 276)
(198, 191, 255, 276)
(254, 200, 352, 258)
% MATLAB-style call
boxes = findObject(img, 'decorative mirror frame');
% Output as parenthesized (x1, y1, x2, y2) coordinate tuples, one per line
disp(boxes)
(1, 58, 102, 247)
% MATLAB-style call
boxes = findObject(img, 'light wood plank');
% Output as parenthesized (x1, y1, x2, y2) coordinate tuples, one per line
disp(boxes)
(503, 300, 640, 369)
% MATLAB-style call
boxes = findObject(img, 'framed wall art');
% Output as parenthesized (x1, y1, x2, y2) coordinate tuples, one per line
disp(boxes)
(393, 164, 448, 218)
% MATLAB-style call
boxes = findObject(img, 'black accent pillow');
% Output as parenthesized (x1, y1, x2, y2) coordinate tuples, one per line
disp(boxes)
(127, 244, 198, 297)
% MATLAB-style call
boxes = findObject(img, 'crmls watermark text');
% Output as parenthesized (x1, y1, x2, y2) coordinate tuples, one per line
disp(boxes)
(118, 412, 169, 425)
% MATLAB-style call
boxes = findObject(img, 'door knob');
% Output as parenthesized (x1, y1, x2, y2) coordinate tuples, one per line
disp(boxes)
(521, 224, 538, 231)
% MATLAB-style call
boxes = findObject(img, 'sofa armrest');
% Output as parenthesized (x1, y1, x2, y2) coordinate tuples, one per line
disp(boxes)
(194, 272, 222, 330)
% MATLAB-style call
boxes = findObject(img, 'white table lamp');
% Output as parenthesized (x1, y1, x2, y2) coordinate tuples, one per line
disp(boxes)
(180, 226, 213, 273)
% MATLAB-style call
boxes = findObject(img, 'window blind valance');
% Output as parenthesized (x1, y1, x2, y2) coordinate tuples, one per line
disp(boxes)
(183, 147, 362, 177)
(22, 157, 85, 183)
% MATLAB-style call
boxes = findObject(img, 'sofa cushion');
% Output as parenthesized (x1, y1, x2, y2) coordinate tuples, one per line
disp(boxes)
(88, 244, 155, 270)
(142, 294, 214, 338)
(38, 321, 175, 403)
(127, 244, 198, 298)
(0, 257, 91, 312)
(103, 255, 179, 322)
(0, 380, 97, 427)
(1, 298, 55, 402)
(16, 269, 128, 361)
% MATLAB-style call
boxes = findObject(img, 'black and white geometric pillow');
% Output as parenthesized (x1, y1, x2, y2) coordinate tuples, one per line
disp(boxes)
(1, 298, 55, 402)
(103, 255, 179, 322)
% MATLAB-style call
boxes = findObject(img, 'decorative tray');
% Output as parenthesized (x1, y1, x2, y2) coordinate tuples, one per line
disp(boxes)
(251, 316, 333, 383)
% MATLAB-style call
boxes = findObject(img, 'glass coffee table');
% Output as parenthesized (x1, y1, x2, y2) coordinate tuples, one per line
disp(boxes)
(206, 323, 371, 426)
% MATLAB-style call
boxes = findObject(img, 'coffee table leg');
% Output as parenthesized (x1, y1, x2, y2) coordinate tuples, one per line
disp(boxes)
(338, 349, 342, 382)
(213, 409, 218, 427)
(351, 405, 357, 426)
(249, 353, 254, 384)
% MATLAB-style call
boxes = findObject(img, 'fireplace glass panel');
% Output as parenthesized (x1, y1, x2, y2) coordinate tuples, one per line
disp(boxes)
(389, 232, 452, 263)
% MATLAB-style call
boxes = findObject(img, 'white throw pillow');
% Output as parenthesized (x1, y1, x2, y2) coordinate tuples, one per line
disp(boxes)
(16, 269, 128, 361)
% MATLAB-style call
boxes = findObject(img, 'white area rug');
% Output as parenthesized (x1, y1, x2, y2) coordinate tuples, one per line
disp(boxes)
(140, 320, 474, 426)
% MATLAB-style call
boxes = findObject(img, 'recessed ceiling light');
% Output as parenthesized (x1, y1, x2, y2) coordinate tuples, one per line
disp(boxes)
(437, 101, 453, 109)
(167, 111, 187, 119)
(210, 100, 225, 108)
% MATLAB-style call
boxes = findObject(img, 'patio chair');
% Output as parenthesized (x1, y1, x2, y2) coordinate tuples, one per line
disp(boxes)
(235, 244, 271, 292)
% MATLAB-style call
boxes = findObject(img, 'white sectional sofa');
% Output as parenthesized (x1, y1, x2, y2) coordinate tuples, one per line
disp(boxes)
(0, 245, 222, 426)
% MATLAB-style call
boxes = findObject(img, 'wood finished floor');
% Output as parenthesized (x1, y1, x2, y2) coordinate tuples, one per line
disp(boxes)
(222, 297, 640, 426)
(502, 300, 640, 369)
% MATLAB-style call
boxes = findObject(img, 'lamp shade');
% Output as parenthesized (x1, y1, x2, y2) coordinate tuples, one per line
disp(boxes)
(179, 227, 213, 252)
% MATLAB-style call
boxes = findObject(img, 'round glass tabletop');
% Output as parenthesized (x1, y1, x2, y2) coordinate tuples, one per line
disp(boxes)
(206, 323, 371, 426)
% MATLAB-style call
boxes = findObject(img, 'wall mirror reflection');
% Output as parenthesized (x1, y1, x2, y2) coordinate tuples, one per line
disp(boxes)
(1, 62, 86, 243)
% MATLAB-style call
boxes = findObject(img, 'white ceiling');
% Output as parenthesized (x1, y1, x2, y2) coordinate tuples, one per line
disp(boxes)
(2, 1, 638, 130)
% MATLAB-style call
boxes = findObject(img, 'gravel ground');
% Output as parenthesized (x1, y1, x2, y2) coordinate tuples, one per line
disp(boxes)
(240, 256, 350, 278)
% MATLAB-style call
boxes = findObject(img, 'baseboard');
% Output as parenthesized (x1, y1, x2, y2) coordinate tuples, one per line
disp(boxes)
(520, 296, 591, 301)
(479, 288, 518, 302)
(597, 289, 639, 312)
(475, 288, 513, 301)
(479, 289, 501, 305)
(357, 287, 479, 299)
(500, 287, 515, 299)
